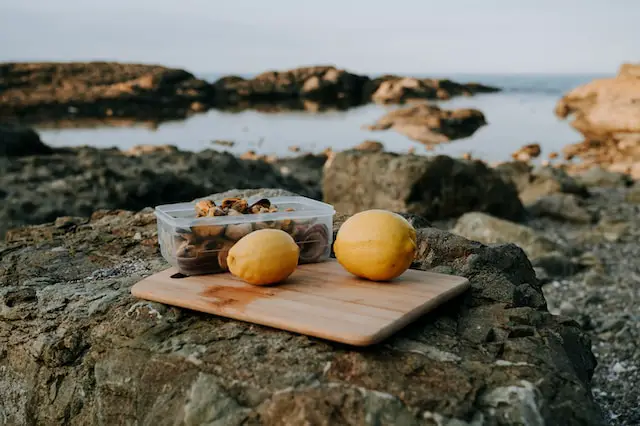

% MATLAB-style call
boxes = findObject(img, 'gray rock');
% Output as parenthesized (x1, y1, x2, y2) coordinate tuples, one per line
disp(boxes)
(528, 193, 594, 223)
(576, 166, 632, 188)
(452, 212, 562, 261)
(323, 151, 524, 221)
(0, 189, 602, 425)
(625, 183, 640, 204)
(0, 148, 318, 237)
(495, 163, 590, 205)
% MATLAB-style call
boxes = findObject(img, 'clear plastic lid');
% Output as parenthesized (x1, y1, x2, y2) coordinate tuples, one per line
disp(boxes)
(155, 196, 336, 227)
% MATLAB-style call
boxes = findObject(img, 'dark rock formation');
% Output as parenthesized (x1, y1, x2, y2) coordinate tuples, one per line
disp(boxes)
(365, 104, 487, 144)
(0, 147, 318, 237)
(212, 66, 370, 110)
(0, 188, 602, 425)
(323, 151, 525, 221)
(0, 125, 53, 156)
(0, 62, 215, 123)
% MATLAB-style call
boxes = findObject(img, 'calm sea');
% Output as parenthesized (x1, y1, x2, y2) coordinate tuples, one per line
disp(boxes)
(36, 72, 611, 162)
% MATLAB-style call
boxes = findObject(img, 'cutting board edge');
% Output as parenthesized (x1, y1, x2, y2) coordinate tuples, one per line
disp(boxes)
(351, 276, 471, 346)
(129, 265, 471, 347)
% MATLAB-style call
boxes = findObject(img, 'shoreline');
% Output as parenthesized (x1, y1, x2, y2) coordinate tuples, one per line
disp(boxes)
(0, 62, 500, 125)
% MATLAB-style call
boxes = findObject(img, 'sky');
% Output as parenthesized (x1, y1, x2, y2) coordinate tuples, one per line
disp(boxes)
(0, 0, 637, 75)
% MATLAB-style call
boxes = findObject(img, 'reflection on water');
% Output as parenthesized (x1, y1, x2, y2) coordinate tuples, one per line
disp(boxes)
(35, 91, 583, 163)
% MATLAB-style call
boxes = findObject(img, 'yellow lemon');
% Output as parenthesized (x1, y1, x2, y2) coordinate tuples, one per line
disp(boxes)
(334, 210, 417, 281)
(227, 229, 300, 286)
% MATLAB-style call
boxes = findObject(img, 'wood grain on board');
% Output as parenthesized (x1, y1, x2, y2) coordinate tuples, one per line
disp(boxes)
(131, 259, 470, 346)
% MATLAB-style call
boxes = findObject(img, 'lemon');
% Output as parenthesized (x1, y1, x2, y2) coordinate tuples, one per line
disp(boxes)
(334, 210, 417, 281)
(227, 229, 300, 286)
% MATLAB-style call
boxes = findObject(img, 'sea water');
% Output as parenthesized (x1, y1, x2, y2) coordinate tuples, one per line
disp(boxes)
(35, 72, 610, 162)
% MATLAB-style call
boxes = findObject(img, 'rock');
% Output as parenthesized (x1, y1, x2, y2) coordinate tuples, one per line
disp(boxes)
(272, 153, 327, 189)
(365, 75, 499, 104)
(555, 64, 640, 173)
(575, 166, 632, 188)
(0, 62, 215, 122)
(495, 162, 590, 205)
(0, 148, 319, 237)
(353, 140, 385, 152)
(452, 212, 562, 261)
(528, 193, 594, 223)
(511, 143, 542, 162)
(212, 65, 371, 110)
(123, 144, 179, 157)
(365, 104, 487, 144)
(0, 189, 601, 425)
(0, 125, 54, 157)
(323, 151, 525, 221)
(556, 63, 640, 144)
(625, 183, 640, 204)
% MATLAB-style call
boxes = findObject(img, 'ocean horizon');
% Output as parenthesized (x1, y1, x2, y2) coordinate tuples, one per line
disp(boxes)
(35, 72, 611, 162)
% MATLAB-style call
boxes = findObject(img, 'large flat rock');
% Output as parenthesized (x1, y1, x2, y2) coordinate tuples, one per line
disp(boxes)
(0, 189, 602, 425)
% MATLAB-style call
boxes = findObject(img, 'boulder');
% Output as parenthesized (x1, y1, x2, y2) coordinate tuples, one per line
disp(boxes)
(0, 62, 215, 122)
(0, 188, 601, 425)
(528, 193, 594, 224)
(323, 151, 525, 221)
(495, 162, 590, 205)
(511, 143, 541, 162)
(365, 104, 487, 144)
(212, 65, 370, 109)
(574, 166, 633, 188)
(452, 212, 564, 261)
(0, 125, 53, 157)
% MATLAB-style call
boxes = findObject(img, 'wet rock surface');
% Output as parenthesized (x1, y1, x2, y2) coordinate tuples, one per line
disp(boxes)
(0, 188, 602, 425)
(0, 62, 215, 123)
(324, 151, 524, 221)
(0, 147, 318, 237)
(365, 104, 487, 144)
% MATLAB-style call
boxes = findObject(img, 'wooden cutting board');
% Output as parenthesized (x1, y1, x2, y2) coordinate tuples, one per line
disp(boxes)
(131, 260, 470, 346)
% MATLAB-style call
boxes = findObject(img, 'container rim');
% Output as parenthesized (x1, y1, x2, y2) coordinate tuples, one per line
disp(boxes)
(155, 195, 336, 227)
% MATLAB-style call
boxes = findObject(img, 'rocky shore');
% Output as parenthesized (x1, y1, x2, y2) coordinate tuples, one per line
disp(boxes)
(555, 63, 640, 178)
(2, 65, 640, 423)
(0, 62, 501, 123)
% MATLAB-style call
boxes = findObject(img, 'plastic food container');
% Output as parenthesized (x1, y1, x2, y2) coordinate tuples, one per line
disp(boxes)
(155, 195, 336, 276)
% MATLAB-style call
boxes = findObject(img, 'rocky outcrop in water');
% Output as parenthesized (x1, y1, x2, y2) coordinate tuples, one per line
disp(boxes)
(212, 66, 370, 110)
(323, 151, 525, 221)
(0, 188, 602, 425)
(365, 75, 499, 104)
(365, 104, 487, 144)
(0, 62, 215, 123)
(1, 62, 502, 121)
(555, 63, 640, 178)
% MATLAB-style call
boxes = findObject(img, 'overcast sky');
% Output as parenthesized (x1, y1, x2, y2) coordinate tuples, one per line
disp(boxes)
(0, 0, 637, 75)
